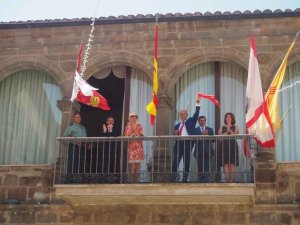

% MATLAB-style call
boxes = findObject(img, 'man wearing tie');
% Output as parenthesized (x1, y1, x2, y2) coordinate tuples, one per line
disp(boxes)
(172, 97, 201, 182)
(194, 116, 214, 182)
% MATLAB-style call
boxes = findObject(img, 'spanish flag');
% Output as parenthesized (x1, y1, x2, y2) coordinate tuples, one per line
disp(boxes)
(265, 39, 296, 131)
(146, 22, 158, 125)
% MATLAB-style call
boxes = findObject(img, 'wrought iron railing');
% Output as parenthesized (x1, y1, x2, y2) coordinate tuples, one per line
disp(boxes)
(54, 135, 257, 184)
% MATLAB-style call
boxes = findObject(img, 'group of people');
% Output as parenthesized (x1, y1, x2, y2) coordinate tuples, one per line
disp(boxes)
(63, 111, 145, 182)
(63, 96, 240, 183)
(172, 97, 239, 182)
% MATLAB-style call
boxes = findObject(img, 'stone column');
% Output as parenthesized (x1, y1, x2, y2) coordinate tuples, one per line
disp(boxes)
(151, 95, 172, 182)
(57, 99, 81, 136)
(255, 146, 277, 204)
(253, 69, 279, 204)
(55, 99, 81, 183)
(156, 95, 172, 135)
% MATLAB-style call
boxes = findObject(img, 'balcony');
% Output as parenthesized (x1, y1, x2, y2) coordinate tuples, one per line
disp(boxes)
(54, 135, 256, 205)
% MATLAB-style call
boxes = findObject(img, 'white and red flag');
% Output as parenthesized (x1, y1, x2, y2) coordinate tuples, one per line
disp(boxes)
(71, 42, 110, 110)
(245, 34, 275, 149)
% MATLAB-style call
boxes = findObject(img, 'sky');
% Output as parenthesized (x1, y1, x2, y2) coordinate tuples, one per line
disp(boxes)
(0, 0, 299, 22)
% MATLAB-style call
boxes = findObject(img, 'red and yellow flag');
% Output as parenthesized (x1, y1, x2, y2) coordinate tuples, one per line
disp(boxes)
(71, 42, 110, 111)
(265, 39, 295, 131)
(146, 23, 158, 125)
(76, 88, 110, 110)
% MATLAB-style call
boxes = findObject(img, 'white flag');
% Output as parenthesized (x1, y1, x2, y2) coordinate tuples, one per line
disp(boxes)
(71, 70, 98, 101)
(246, 34, 275, 147)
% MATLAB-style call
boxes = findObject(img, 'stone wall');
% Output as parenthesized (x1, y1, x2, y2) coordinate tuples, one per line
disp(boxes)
(1, 13, 300, 136)
(0, 165, 53, 203)
(0, 204, 300, 225)
(276, 163, 300, 204)
(0, 163, 300, 224)
(1, 14, 300, 97)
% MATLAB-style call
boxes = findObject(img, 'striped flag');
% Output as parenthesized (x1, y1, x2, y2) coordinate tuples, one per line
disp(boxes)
(245, 33, 275, 148)
(146, 22, 159, 125)
(265, 39, 296, 131)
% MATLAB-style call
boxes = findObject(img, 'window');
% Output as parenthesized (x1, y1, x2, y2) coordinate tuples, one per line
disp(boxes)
(277, 61, 300, 161)
(0, 70, 62, 164)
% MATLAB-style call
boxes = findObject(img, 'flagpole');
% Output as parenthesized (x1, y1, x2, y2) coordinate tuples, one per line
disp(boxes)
(67, 40, 83, 128)
(293, 30, 300, 42)
(154, 14, 158, 137)
(280, 104, 292, 124)
(275, 104, 292, 142)
(251, 20, 255, 32)
(69, 33, 84, 123)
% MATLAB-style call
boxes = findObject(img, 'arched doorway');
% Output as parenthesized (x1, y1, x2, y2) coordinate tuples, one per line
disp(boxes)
(78, 66, 153, 181)
(80, 71, 125, 137)
(172, 61, 248, 182)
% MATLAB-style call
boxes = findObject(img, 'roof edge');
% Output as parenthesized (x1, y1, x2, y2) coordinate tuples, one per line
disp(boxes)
(0, 9, 300, 29)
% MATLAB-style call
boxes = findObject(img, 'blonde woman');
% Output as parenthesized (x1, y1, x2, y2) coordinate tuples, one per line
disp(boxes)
(124, 113, 144, 182)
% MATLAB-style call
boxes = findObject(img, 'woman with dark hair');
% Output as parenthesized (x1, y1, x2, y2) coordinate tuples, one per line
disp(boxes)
(218, 112, 239, 182)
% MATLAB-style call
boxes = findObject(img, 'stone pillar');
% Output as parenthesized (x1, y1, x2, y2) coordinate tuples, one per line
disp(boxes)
(57, 99, 81, 136)
(255, 146, 277, 204)
(156, 95, 172, 135)
(151, 95, 172, 182)
(56, 99, 81, 183)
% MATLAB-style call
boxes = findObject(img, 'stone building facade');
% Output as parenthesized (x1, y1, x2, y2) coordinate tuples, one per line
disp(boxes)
(0, 9, 300, 224)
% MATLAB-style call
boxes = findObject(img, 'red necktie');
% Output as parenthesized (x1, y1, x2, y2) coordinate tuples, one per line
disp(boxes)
(179, 121, 185, 135)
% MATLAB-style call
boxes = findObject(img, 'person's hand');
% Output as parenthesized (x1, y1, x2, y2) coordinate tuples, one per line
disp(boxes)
(203, 130, 208, 135)
(102, 124, 107, 133)
(175, 130, 179, 135)
(133, 125, 139, 135)
(196, 96, 201, 103)
(107, 124, 113, 132)
(226, 125, 231, 134)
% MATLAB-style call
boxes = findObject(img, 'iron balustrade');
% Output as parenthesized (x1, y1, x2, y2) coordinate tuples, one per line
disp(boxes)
(54, 135, 257, 184)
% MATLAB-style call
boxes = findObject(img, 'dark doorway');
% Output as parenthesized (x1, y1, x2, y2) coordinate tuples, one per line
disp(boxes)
(79, 71, 125, 182)
(80, 71, 124, 136)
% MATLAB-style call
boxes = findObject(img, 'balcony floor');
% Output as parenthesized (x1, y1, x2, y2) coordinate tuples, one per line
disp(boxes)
(54, 183, 255, 206)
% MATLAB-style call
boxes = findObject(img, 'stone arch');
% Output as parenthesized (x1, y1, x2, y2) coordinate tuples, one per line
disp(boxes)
(164, 47, 248, 96)
(81, 51, 153, 80)
(0, 55, 65, 95)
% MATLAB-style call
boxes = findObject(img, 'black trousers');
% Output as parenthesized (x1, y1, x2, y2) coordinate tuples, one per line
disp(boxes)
(90, 141, 121, 183)
(172, 140, 191, 181)
(67, 144, 86, 174)
(195, 143, 210, 182)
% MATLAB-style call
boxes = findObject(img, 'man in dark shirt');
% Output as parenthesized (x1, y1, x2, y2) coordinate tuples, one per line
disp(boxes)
(64, 112, 87, 183)
(96, 116, 120, 183)
(193, 116, 214, 182)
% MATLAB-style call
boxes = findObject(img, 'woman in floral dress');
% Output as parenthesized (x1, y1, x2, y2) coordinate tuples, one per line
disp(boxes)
(124, 113, 144, 182)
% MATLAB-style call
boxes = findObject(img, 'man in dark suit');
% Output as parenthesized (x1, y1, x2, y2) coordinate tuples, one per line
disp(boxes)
(93, 116, 121, 183)
(194, 116, 214, 182)
(101, 116, 119, 137)
(172, 97, 200, 183)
